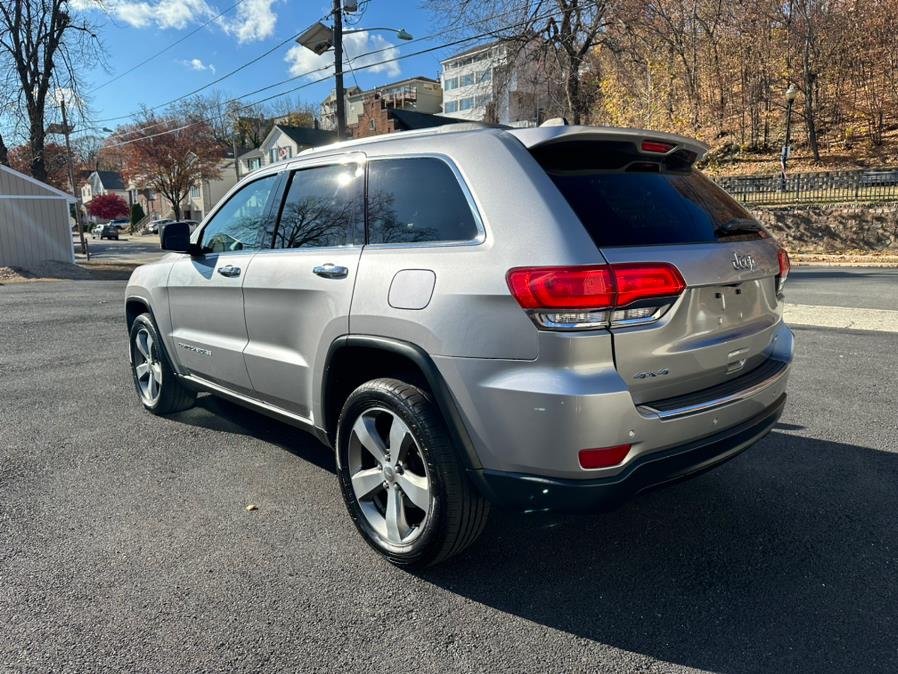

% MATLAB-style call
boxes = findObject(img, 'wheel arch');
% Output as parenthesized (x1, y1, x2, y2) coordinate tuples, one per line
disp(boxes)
(125, 296, 152, 331)
(321, 335, 482, 470)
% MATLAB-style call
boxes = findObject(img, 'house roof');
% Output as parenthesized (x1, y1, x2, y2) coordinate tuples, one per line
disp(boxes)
(94, 170, 125, 190)
(347, 76, 441, 102)
(389, 108, 468, 131)
(238, 147, 264, 160)
(0, 164, 75, 201)
(275, 125, 338, 147)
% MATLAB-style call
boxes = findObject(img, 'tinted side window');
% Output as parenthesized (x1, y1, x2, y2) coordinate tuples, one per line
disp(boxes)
(273, 164, 363, 248)
(367, 158, 479, 244)
(200, 174, 278, 253)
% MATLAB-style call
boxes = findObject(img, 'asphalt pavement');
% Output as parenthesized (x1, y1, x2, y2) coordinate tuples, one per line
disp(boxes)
(74, 234, 165, 264)
(788, 267, 898, 310)
(1, 276, 897, 672)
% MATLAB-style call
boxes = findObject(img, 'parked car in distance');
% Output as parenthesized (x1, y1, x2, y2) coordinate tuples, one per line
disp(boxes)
(109, 219, 130, 231)
(91, 222, 119, 240)
(147, 219, 174, 234)
(125, 124, 793, 568)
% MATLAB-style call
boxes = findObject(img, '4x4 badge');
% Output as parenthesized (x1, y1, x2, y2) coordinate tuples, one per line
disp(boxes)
(731, 252, 756, 271)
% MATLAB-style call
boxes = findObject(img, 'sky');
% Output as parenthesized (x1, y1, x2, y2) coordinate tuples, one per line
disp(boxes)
(71, 0, 466, 135)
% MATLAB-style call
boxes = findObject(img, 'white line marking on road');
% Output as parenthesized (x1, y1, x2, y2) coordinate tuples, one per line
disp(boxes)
(785, 304, 898, 333)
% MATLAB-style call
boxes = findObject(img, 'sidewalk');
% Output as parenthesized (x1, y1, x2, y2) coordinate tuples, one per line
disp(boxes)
(792, 253, 898, 267)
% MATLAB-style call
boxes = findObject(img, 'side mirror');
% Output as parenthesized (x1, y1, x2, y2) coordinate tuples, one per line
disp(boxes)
(160, 221, 200, 255)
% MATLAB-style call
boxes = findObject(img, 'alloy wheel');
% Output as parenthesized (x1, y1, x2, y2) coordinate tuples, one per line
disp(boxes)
(347, 407, 432, 546)
(133, 327, 163, 405)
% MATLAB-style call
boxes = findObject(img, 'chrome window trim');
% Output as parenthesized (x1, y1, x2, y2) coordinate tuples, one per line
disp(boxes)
(363, 153, 487, 250)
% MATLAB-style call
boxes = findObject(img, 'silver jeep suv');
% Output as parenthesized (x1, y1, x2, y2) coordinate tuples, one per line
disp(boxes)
(125, 124, 793, 567)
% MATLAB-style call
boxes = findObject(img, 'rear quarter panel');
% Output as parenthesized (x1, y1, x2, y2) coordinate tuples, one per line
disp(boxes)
(348, 130, 607, 360)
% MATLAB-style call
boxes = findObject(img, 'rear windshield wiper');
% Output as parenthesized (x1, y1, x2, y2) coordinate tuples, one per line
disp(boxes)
(714, 218, 765, 238)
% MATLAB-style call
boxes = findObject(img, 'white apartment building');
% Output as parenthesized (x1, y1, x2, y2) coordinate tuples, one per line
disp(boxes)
(440, 40, 544, 125)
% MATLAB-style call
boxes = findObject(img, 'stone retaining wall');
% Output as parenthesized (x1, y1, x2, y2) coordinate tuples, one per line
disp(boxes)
(749, 203, 898, 252)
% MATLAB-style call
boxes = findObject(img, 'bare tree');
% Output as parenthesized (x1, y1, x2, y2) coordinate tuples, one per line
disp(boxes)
(427, 0, 609, 124)
(0, 0, 101, 181)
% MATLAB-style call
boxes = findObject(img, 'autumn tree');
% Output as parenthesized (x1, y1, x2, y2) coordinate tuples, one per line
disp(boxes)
(87, 193, 129, 220)
(118, 113, 223, 220)
(8, 142, 69, 191)
(0, 0, 101, 181)
(588, 0, 898, 164)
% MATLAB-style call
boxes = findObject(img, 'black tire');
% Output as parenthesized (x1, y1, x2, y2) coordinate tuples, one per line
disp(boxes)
(129, 312, 196, 415)
(336, 378, 489, 568)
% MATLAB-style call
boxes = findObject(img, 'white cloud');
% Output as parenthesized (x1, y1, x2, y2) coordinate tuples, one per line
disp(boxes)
(183, 58, 216, 74)
(284, 30, 401, 81)
(73, 0, 275, 42)
(218, 0, 278, 43)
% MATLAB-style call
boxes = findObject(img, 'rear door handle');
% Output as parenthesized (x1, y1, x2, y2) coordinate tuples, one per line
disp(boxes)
(313, 263, 349, 279)
(217, 265, 241, 277)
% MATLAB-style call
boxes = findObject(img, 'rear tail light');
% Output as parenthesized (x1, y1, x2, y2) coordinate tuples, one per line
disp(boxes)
(507, 263, 685, 330)
(579, 444, 632, 469)
(776, 248, 790, 295)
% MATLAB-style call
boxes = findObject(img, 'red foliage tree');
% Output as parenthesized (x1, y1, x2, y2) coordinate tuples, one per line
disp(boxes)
(118, 113, 223, 220)
(87, 193, 130, 220)
(8, 143, 71, 192)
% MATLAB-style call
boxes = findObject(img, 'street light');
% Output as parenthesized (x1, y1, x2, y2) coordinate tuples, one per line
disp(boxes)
(780, 83, 799, 191)
(296, 3, 413, 140)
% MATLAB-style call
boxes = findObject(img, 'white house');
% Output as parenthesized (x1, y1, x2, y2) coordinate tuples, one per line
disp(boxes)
(81, 170, 128, 206)
(185, 156, 241, 221)
(237, 124, 337, 175)
(0, 164, 75, 267)
(440, 40, 545, 125)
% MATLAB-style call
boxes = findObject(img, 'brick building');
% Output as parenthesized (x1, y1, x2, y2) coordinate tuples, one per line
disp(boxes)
(350, 94, 465, 139)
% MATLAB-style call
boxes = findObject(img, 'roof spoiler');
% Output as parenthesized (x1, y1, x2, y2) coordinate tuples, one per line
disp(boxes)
(508, 125, 709, 162)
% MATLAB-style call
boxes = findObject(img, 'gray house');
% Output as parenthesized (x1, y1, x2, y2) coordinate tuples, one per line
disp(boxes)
(0, 164, 75, 268)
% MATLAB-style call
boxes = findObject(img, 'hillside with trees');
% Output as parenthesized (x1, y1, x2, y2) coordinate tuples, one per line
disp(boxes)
(433, 0, 898, 175)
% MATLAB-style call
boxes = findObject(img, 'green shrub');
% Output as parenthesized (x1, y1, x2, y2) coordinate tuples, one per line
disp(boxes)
(130, 203, 146, 227)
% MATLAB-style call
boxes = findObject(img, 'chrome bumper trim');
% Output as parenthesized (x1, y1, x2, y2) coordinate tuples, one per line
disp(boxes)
(637, 359, 789, 420)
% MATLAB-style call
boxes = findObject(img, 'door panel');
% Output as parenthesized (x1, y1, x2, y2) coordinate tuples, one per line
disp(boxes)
(166, 172, 281, 393)
(242, 248, 362, 418)
(168, 253, 255, 392)
(241, 158, 365, 420)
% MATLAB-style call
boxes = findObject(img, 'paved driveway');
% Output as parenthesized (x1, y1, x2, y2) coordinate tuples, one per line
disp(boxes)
(1, 280, 897, 672)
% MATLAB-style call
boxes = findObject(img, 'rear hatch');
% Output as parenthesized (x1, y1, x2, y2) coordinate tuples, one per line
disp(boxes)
(514, 127, 786, 404)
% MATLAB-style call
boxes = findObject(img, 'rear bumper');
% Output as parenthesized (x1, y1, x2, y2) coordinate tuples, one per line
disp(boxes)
(468, 393, 785, 512)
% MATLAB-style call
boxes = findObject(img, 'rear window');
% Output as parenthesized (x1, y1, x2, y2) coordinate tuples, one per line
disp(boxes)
(533, 141, 766, 247)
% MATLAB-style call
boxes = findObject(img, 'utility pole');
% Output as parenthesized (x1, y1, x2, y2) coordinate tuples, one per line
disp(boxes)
(60, 99, 89, 260)
(333, 0, 346, 140)
(228, 102, 241, 179)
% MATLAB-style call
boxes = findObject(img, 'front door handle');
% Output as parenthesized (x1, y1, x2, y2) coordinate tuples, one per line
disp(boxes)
(217, 265, 241, 278)
(313, 263, 349, 279)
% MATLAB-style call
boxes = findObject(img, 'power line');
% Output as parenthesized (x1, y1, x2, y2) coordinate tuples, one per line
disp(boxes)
(91, 0, 556, 130)
(97, 1, 593, 148)
(94, 28, 307, 123)
(89, 0, 246, 94)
